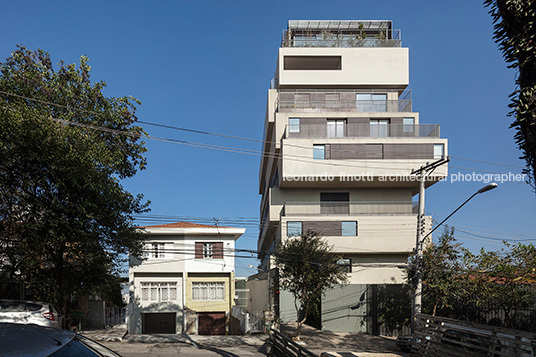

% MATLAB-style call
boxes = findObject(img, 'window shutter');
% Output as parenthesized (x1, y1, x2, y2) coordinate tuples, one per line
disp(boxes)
(213, 242, 224, 259)
(195, 242, 203, 259)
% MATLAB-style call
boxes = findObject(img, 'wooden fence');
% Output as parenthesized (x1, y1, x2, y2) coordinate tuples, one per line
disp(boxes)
(414, 313, 536, 356)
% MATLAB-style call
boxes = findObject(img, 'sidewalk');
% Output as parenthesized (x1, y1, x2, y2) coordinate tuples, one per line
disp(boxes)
(81, 324, 128, 342)
(279, 322, 410, 357)
(81, 325, 268, 347)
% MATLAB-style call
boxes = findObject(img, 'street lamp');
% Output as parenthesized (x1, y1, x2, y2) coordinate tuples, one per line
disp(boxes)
(420, 182, 498, 245)
(412, 182, 498, 331)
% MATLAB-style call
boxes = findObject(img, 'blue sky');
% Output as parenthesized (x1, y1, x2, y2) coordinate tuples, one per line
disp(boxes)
(1, 0, 535, 277)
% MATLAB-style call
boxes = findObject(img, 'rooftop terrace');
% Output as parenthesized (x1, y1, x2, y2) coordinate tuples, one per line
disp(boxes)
(282, 20, 401, 48)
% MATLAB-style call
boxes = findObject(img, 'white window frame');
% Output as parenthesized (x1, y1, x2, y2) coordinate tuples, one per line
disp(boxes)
(203, 243, 213, 259)
(327, 119, 345, 138)
(192, 282, 225, 301)
(146, 242, 172, 259)
(370, 119, 389, 138)
(140, 282, 178, 302)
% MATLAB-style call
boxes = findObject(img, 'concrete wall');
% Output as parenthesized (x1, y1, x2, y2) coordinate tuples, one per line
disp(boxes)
(280, 137, 448, 181)
(278, 47, 409, 87)
(246, 271, 271, 315)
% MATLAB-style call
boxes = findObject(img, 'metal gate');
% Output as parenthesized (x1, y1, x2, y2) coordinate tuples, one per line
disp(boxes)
(105, 306, 126, 327)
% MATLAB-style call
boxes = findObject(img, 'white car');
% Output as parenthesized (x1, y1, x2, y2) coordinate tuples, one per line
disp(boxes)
(0, 300, 61, 328)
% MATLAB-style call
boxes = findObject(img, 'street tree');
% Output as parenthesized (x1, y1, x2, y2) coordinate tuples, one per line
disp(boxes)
(0, 46, 149, 327)
(484, 0, 536, 190)
(407, 227, 465, 316)
(463, 243, 536, 328)
(275, 230, 347, 339)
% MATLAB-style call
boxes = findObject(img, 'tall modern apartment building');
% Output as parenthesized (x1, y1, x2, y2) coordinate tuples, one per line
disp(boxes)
(255, 20, 448, 332)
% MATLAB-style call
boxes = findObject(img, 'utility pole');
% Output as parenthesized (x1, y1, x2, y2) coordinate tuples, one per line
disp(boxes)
(410, 156, 449, 332)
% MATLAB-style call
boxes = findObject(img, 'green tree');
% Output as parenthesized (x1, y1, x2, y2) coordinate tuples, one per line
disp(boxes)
(275, 230, 347, 339)
(484, 0, 536, 190)
(0, 46, 149, 327)
(407, 227, 465, 316)
(463, 243, 536, 328)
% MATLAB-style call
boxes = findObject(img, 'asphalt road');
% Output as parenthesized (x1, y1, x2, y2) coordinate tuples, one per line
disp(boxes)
(101, 341, 270, 356)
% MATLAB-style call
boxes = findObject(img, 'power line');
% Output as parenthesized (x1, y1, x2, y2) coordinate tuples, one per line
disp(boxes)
(3, 89, 517, 174)
(450, 155, 525, 168)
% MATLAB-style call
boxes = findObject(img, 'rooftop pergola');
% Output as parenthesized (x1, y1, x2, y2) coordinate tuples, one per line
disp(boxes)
(287, 20, 393, 32)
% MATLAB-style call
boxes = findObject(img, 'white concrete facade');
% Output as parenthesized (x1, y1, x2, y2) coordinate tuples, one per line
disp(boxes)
(256, 20, 448, 330)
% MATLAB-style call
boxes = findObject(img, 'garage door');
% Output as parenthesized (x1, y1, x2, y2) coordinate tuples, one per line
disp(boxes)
(198, 312, 225, 335)
(142, 312, 176, 334)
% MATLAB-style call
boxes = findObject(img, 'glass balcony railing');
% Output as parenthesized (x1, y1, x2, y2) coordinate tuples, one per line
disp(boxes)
(281, 29, 402, 48)
(276, 90, 412, 113)
(283, 201, 418, 216)
(285, 123, 440, 139)
(277, 99, 412, 113)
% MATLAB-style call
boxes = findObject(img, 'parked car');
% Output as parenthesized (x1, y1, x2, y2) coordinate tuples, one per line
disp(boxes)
(1, 323, 121, 356)
(0, 299, 60, 328)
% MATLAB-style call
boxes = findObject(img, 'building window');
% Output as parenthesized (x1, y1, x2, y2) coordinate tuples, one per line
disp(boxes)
(146, 243, 170, 259)
(320, 192, 350, 214)
(289, 118, 300, 133)
(141, 282, 177, 302)
(434, 144, 444, 159)
(284, 55, 342, 70)
(203, 243, 213, 259)
(287, 221, 302, 236)
(370, 119, 389, 137)
(192, 282, 225, 301)
(337, 259, 352, 273)
(313, 144, 325, 160)
(403, 118, 414, 133)
(341, 221, 358, 236)
(356, 93, 387, 112)
(327, 119, 345, 138)
(195, 242, 223, 259)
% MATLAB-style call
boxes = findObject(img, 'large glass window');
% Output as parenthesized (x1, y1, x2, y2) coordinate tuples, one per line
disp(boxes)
(434, 144, 444, 159)
(341, 221, 358, 236)
(370, 119, 389, 138)
(313, 144, 325, 160)
(287, 221, 302, 236)
(327, 119, 345, 138)
(192, 282, 225, 301)
(288, 118, 300, 133)
(141, 282, 177, 302)
(403, 118, 415, 133)
(356, 93, 387, 112)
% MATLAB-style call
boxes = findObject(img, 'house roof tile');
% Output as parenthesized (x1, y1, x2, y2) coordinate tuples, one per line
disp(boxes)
(140, 221, 226, 229)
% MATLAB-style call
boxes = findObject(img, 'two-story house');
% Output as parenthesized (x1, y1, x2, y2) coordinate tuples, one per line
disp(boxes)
(254, 20, 448, 333)
(128, 222, 244, 335)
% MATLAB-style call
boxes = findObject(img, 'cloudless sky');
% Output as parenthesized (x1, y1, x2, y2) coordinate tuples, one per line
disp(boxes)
(1, 0, 535, 277)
